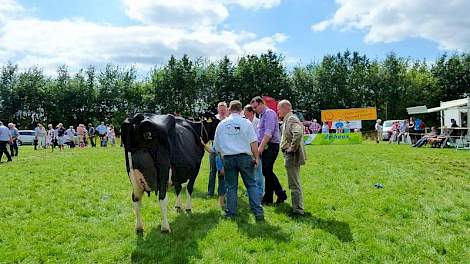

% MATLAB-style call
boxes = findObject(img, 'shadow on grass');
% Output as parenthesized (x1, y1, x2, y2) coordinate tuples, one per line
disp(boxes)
(131, 210, 220, 264)
(131, 199, 289, 263)
(235, 199, 291, 242)
(274, 204, 353, 242)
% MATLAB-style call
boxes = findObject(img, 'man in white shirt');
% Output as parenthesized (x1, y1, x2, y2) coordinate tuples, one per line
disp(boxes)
(243, 104, 264, 201)
(0, 121, 12, 162)
(214, 100, 264, 220)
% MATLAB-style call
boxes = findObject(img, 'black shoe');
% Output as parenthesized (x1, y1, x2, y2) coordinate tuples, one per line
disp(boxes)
(262, 197, 273, 206)
(276, 190, 287, 204)
(288, 210, 305, 218)
(255, 215, 265, 222)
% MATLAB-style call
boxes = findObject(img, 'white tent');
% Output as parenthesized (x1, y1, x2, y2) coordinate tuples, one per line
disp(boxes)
(406, 97, 469, 132)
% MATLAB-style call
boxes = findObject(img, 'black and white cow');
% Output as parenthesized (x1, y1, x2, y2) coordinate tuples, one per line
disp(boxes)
(121, 113, 219, 233)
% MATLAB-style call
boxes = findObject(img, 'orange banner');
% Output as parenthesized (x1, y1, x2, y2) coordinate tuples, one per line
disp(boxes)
(321, 108, 377, 121)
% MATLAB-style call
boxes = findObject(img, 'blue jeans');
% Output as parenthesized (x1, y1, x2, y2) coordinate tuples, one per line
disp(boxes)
(224, 154, 263, 218)
(255, 157, 264, 200)
(208, 152, 226, 196)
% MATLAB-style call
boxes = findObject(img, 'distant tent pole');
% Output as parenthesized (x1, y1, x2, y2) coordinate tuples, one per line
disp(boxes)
(467, 97, 470, 134)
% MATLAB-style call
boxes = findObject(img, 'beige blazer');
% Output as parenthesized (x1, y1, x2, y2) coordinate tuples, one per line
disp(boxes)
(280, 112, 306, 166)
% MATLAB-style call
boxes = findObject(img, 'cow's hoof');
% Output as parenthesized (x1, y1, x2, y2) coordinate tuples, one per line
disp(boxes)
(175, 206, 183, 213)
(185, 209, 192, 214)
(161, 226, 171, 233)
(136, 228, 144, 235)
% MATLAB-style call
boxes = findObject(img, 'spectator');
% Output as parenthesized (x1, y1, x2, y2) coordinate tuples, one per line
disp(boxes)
(244, 104, 264, 201)
(321, 122, 329, 134)
(343, 121, 351, 134)
(214, 100, 264, 220)
(449, 119, 460, 137)
(107, 125, 116, 146)
(412, 127, 438, 148)
(65, 126, 76, 148)
(88, 123, 96, 147)
(8, 123, 19, 156)
(251, 96, 287, 205)
(375, 119, 383, 143)
(46, 124, 56, 151)
(207, 102, 228, 199)
(309, 119, 321, 134)
(34, 123, 47, 150)
(56, 123, 66, 151)
(408, 117, 416, 144)
(0, 121, 12, 162)
(201, 139, 225, 209)
(96, 122, 108, 147)
(388, 121, 400, 144)
(397, 119, 410, 144)
(278, 100, 306, 216)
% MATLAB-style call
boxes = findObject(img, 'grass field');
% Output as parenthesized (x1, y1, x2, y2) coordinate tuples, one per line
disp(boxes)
(0, 143, 469, 263)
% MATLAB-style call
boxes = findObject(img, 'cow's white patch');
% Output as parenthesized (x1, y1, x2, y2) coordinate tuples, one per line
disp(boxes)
(175, 193, 183, 210)
(185, 186, 192, 211)
(159, 194, 171, 233)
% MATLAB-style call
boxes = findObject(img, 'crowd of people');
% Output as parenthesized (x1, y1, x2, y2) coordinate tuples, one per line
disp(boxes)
(0, 121, 118, 163)
(203, 97, 307, 220)
(374, 117, 463, 147)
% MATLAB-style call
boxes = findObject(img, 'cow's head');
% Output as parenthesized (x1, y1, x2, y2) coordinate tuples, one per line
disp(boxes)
(201, 111, 219, 142)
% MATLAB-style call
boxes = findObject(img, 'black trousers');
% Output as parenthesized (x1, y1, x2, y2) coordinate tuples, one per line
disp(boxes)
(0, 141, 12, 161)
(261, 142, 284, 203)
(10, 139, 18, 156)
(90, 135, 96, 147)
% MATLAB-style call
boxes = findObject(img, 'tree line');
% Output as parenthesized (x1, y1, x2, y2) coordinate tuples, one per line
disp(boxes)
(0, 50, 469, 130)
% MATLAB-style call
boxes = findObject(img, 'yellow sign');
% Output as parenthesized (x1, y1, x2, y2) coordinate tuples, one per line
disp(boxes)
(321, 108, 377, 121)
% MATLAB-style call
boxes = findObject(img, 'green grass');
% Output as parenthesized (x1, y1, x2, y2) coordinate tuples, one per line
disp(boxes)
(1, 143, 469, 263)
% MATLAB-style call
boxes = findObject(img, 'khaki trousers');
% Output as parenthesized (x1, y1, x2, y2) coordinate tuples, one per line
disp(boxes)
(283, 152, 304, 213)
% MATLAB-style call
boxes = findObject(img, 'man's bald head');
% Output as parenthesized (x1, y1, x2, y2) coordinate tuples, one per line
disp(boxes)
(278, 100, 292, 110)
(277, 99, 293, 119)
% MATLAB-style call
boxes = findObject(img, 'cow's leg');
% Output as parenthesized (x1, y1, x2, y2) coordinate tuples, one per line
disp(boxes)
(159, 194, 171, 233)
(185, 180, 194, 212)
(130, 169, 145, 234)
(174, 183, 183, 213)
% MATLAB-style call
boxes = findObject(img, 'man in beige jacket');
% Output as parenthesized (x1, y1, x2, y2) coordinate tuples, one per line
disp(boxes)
(278, 100, 306, 216)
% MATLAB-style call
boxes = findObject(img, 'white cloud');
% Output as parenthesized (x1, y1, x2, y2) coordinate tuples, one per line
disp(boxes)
(123, 0, 229, 28)
(225, 0, 282, 9)
(312, 0, 470, 51)
(0, 0, 287, 73)
(0, 0, 23, 23)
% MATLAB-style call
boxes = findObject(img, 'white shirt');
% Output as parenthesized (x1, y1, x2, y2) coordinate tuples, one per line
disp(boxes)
(214, 113, 258, 156)
(375, 123, 383, 132)
(251, 117, 260, 135)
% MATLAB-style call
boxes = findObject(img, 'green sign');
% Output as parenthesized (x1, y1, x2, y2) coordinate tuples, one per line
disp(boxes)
(304, 133, 363, 145)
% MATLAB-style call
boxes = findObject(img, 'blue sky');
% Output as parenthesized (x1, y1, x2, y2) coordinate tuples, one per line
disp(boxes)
(2, 0, 468, 73)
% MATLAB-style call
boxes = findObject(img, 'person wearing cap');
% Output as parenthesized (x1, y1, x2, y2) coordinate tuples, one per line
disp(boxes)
(278, 100, 307, 216)
(0, 121, 12, 162)
(213, 100, 264, 221)
(8, 123, 19, 157)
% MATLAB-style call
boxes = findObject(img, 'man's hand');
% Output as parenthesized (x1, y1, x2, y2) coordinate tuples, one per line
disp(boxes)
(253, 157, 259, 168)
(258, 145, 264, 155)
